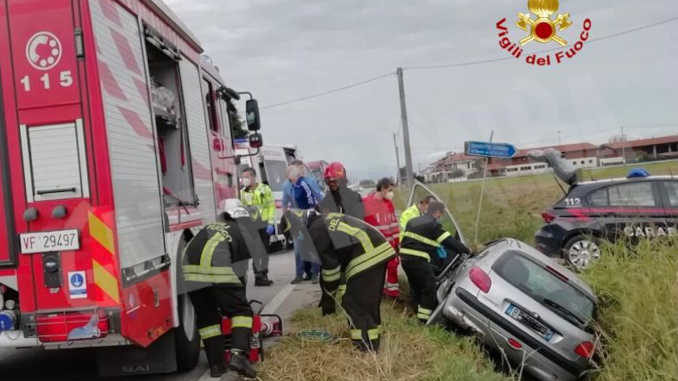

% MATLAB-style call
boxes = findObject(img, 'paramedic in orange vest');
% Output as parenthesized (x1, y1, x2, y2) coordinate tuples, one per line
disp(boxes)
(363, 178, 401, 297)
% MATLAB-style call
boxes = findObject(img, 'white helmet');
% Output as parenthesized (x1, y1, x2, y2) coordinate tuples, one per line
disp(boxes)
(223, 199, 250, 218)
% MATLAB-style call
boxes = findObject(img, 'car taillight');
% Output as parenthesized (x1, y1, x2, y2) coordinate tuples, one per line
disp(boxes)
(541, 212, 556, 223)
(575, 341, 594, 358)
(507, 338, 522, 349)
(469, 267, 491, 293)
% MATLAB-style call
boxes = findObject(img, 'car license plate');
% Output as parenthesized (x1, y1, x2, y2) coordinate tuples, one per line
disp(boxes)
(20, 230, 79, 254)
(505, 304, 554, 342)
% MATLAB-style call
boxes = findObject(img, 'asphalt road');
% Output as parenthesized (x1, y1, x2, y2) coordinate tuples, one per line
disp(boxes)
(0, 250, 320, 381)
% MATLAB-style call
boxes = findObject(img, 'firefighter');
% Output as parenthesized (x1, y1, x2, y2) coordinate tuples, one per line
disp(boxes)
(318, 162, 365, 219)
(182, 199, 257, 379)
(294, 210, 395, 352)
(399, 195, 436, 239)
(363, 178, 401, 298)
(400, 201, 470, 323)
(239, 167, 274, 286)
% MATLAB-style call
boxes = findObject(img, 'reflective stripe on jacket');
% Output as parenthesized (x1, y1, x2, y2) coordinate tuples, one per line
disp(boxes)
(310, 213, 395, 283)
(363, 193, 400, 249)
(182, 222, 250, 284)
(400, 215, 469, 262)
(399, 204, 421, 239)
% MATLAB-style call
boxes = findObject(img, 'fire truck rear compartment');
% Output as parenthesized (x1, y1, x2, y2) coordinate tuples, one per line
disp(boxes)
(145, 38, 195, 208)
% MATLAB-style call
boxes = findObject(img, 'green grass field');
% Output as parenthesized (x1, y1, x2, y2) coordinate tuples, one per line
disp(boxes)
(258, 160, 678, 380)
(393, 160, 678, 247)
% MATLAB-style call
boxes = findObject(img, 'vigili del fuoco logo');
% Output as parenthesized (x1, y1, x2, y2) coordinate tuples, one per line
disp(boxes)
(496, 0, 591, 66)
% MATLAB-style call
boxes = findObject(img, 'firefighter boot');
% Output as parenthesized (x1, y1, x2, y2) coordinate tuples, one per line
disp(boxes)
(228, 350, 257, 378)
(254, 272, 273, 287)
(204, 336, 227, 378)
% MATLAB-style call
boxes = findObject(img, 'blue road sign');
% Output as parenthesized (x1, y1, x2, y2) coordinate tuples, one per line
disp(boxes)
(465, 141, 516, 158)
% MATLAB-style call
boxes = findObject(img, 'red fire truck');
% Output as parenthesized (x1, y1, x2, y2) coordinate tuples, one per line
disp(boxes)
(0, 0, 262, 375)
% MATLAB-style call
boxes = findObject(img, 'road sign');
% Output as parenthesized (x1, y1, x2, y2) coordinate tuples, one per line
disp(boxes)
(465, 141, 516, 158)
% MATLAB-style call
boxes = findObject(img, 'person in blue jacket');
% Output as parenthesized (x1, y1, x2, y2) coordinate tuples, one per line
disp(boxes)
(282, 160, 324, 283)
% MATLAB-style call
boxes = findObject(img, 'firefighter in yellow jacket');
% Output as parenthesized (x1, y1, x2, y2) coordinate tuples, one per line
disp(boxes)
(240, 167, 274, 286)
(286, 210, 395, 352)
(181, 200, 257, 379)
(400, 201, 470, 323)
(399, 195, 436, 238)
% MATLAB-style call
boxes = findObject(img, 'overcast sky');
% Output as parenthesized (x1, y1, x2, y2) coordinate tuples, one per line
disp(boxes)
(166, 0, 678, 180)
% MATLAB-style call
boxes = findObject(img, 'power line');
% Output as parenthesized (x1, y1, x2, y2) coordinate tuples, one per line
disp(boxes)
(405, 15, 678, 71)
(261, 72, 394, 110)
(258, 15, 678, 111)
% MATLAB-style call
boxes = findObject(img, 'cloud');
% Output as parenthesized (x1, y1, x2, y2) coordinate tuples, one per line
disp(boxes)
(165, 0, 678, 180)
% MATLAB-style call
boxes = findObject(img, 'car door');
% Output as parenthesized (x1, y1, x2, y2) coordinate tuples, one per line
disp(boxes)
(589, 181, 663, 243)
(405, 181, 466, 245)
(660, 180, 678, 238)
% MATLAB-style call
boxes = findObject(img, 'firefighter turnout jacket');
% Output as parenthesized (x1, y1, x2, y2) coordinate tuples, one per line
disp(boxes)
(309, 212, 395, 352)
(400, 215, 469, 263)
(399, 204, 421, 239)
(241, 183, 275, 224)
(182, 222, 254, 370)
(183, 222, 251, 285)
(318, 187, 365, 219)
(400, 214, 470, 322)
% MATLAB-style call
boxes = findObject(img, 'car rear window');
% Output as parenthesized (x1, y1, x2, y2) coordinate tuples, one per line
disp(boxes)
(493, 251, 595, 324)
(588, 182, 656, 207)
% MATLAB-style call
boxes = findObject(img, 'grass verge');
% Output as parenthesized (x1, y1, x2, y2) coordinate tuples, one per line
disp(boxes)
(257, 299, 511, 381)
(582, 239, 678, 381)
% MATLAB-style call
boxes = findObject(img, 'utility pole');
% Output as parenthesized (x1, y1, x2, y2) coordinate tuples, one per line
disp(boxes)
(473, 130, 494, 246)
(621, 126, 626, 164)
(557, 130, 562, 146)
(393, 132, 402, 184)
(397, 67, 414, 187)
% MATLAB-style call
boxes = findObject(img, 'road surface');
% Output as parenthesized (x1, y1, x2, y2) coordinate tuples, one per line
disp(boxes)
(0, 250, 320, 381)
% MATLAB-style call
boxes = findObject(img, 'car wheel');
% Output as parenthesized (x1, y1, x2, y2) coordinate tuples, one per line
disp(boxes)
(564, 236, 601, 270)
(175, 293, 201, 372)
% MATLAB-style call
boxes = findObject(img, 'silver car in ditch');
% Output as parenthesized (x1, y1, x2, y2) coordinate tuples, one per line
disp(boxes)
(428, 238, 598, 381)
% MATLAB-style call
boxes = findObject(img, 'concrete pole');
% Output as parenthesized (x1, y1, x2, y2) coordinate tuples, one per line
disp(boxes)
(393, 132, 402, 184)
(621, 126, 626, 164)
(397, 67, 414, 187)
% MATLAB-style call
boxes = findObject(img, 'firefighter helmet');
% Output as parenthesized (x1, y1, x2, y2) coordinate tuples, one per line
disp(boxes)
(323, 162, 346, 181)
(223, 198, 250, 218)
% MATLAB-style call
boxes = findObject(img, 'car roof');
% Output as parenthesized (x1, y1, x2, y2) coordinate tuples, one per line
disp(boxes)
(576, 175, 677, 187)
(501, 239, 598, 302)
(566, 175, 677, 196)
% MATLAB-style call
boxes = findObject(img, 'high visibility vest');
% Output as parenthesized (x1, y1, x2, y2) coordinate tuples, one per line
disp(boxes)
(182, 223, 249, 285)
(241, 183, 275, 224)
(399, 205, 421, 239)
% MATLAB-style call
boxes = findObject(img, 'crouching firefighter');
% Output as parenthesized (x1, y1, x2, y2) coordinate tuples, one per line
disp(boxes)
(181, 200, 257, 379)
(287, 210, 396, 352)
(400, 201, 470, 323)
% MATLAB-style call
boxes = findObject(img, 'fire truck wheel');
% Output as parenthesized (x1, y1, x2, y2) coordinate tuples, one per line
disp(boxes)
(175, 293, 200, 372)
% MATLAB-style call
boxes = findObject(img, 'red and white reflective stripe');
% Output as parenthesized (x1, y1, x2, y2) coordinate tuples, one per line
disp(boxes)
(374, 222, 400, 230)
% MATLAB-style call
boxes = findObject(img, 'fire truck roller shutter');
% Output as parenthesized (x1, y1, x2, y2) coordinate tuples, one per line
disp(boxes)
(90, 0, 166, 268)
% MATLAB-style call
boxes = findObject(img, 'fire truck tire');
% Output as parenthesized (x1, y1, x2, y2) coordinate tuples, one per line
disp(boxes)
(175, 293, 200, 372)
